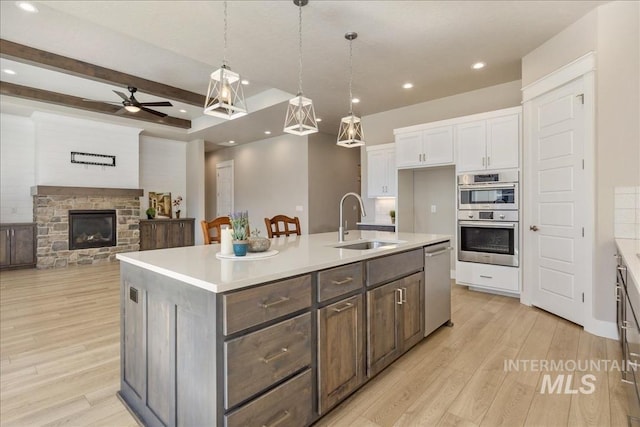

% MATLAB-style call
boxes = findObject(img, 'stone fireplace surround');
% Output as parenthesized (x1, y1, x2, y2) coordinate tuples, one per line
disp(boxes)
(32, 186, 143, 268)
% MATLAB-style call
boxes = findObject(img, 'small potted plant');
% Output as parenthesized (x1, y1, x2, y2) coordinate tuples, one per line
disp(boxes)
(390, 209, 396, 224)
(229, 210, 249, 256)
(146, 207, 156, 219)
(173, 196, 183, 219)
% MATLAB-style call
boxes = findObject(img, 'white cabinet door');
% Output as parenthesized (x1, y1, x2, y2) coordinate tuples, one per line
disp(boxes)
(456, 120, 486, 172)
(367, 149, 389, 197)
(395, 132, 422, 168)
(367, 147, 396, 197)
(423, 126, 454, 166)
(486, 114, 519, 170)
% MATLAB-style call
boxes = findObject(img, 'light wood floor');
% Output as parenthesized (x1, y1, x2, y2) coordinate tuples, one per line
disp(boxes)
(0, 262, 628, 427)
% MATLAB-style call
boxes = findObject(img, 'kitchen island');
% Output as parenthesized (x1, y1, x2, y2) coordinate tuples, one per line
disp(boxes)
(116, 231, 451, 427)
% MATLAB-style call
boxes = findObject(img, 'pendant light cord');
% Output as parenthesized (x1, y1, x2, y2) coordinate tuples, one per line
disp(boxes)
(298, 3, 303, 95)
(223, 0, 228, 67)
(348, 37, 353, 114)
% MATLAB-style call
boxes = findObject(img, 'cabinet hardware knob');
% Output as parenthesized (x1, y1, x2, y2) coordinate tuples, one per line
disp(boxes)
(260, 348, 289, 364)
(332, 302, 355, 313)
(529, 225, 539, 231)
(259, 296, 290, 309)
(261, 410, 290, 427)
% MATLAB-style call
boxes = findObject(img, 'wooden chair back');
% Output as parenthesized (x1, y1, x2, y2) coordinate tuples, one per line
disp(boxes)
(264, 215, 302, 238)
(201, 216, 231, 244)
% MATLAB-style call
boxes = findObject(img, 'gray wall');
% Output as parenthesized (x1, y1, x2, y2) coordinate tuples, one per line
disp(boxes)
(307, 132, 361, 234)
(521, 0, 640, 324)
(204, 134, 309, 237)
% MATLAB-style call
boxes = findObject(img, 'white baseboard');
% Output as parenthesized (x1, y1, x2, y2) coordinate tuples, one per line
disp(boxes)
(584, 318, 618, 340)
(468, 286, 520, 299)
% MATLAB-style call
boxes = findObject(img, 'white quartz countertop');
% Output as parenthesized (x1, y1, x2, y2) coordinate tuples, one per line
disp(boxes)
(356, 222, 396, 227)
(116, 231, 450, 293)
(616, 238, 640, 288)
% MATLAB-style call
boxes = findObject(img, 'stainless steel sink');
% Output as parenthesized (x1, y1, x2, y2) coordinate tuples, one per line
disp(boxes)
(331, 240, 403, 250)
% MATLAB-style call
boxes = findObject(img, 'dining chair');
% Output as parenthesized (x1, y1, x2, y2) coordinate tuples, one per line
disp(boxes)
(264, 215, 302, 238)
(201, 216, 231, 244)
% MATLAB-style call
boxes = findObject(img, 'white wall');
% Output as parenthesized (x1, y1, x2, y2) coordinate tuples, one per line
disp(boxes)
(187, 139, 206, 245)
(31, 112, 141, 188)
(205, 134, 310, 237)
(139, 135, 187, 219)
(0, 114, 35, 222)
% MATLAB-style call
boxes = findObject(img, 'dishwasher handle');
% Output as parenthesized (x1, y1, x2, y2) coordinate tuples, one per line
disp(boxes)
(425, 247, 453, 257)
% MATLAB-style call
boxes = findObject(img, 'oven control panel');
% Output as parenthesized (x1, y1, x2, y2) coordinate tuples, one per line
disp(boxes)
(458, 210, 518, 221)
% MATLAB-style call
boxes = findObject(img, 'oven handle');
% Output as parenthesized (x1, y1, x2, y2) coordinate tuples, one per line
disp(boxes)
(459, 221, 517, 228)
(459, 183, 517, 190)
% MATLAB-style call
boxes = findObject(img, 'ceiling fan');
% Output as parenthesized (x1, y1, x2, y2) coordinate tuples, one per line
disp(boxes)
(86, 86, 173, 117)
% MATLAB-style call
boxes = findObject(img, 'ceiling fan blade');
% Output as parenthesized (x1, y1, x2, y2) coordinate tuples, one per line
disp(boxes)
(115, 108, 127, 115)
(113, 90, 130, 101)
(139, 101, 173, 107)
(140, 106, 168, 118)
(82, 98, 122, 105)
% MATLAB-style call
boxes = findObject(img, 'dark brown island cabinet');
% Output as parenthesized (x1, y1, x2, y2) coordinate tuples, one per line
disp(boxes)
(139, 218, 194, 251)
(0, 223, 36, 269)
(117, 237, 450, 427)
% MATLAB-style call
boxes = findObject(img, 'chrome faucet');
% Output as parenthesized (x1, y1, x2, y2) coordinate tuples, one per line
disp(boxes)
(339, 192, 367, 242)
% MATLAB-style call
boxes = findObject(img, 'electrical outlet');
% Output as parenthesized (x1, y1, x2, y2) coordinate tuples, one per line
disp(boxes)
(431, 205, 437, 213)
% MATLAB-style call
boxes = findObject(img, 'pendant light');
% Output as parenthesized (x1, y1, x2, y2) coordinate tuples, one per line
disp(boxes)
(204, 1, 247, 119)
(283, 0, 318, 136)
(337, 32, 365, 147)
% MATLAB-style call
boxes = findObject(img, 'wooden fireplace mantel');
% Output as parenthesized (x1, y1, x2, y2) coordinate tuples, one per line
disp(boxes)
(31, 186, 144, 197)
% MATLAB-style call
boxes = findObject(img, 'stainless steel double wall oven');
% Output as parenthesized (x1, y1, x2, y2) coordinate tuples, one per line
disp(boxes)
(457, 170, 519, 267)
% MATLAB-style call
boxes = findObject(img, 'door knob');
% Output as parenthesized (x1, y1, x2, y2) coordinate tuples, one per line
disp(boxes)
(530, 225, 539, 231)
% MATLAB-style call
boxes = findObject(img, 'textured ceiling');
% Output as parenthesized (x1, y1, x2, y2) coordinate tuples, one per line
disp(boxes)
(0, 1, 602, 149)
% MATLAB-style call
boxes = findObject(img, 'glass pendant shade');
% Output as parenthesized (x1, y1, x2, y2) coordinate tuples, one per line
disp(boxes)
(284, 94, 318, 136)
(204, 65, 247, 119)
(337, 113, 364, 147)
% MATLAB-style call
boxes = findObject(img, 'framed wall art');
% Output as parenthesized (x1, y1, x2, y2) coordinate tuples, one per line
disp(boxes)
(148, 192, 172, 218)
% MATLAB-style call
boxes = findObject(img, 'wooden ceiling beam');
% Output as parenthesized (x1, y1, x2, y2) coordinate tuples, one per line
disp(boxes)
(0, 39, 205, 107)
(0, 81, 191, 129)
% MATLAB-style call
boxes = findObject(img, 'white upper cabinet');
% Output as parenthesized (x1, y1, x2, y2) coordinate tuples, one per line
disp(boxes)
(367, 144, 396, 197)
(395, 126, 454, 169)
(456, 111, 520, 173)
(393, 106, 521, 172)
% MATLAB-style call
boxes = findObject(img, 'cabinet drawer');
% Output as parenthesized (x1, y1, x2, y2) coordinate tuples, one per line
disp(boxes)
(318, 262, 363, 302)
(223, 275, 311, 335)
(225, 369, 312, 427)
(224, 313, 311, 408)
(456, 262, 519, 292)
(366, 249, 423, 287)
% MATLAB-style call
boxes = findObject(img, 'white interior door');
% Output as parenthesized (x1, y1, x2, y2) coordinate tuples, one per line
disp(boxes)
(527, 78, 586, 325)
(216, 161, 233, 217)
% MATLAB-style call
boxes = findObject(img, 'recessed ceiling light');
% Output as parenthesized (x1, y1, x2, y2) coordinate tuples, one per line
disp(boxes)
(402, 83, 414, 89)
(3, 69, 17, 75)
(241, 79, 250, 85)
(179, 109, 187, 113)
(229, 140, 235, 144)
(472, 62, 486, 70)
(352, 98, 360, 104)
(16, 1, 38, 13)
(316, 118, 322, 122)
(264, 131, 272, 135)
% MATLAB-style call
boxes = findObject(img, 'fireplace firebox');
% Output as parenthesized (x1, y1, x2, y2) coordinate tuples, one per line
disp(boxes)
(69, 210, 117, 250)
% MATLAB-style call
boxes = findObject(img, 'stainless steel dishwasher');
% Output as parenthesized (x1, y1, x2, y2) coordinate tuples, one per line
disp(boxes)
(424, 241, 453, 336)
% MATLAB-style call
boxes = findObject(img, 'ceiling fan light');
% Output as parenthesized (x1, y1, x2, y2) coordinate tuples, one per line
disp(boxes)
(283, 94, 318, 136)
(337, 114, 365, 148)
(204, 65, 247, 119)
(124, 105, 141, 113)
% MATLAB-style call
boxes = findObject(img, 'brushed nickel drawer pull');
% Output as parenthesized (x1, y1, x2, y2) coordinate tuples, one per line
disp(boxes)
(402, 287, 408, 303)
(332, 302, 354, 313)
(396, 288, 403, 305)
(262, 410, 290, 427)
(331, 277, 354, 286)
(260, 347, 289, 364)
(479, 275, 493, 279)
(259, 296, 290, 309)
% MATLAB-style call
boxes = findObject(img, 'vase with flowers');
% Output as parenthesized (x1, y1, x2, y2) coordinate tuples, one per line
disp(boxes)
(173, 196, 183, 218)
(230, 210, 249, 256)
